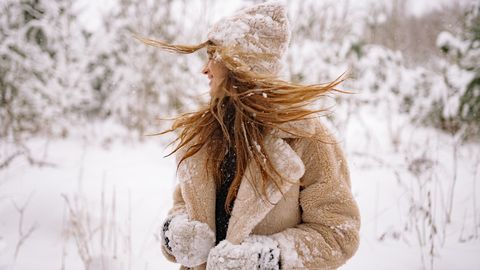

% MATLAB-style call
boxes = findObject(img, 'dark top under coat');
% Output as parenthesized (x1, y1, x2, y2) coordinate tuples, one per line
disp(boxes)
(215, 103, 237, 244)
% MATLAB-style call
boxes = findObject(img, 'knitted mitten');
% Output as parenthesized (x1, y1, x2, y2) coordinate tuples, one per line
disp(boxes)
(206, 235, 280, 270)
(161, 214, 215, 267)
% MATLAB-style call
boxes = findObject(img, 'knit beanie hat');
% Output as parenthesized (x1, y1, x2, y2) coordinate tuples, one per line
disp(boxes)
(207, 1, 291, 75)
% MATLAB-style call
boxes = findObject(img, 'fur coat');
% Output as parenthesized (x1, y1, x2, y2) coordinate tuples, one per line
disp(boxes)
(161, 118, 361, 269)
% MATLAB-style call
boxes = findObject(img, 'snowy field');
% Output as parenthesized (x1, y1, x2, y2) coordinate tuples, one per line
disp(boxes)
(1, 104, 479, 270)
(1, 0, 479, 269)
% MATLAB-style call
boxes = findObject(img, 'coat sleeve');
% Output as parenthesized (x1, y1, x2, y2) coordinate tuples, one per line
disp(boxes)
(271, 129, 361, 269)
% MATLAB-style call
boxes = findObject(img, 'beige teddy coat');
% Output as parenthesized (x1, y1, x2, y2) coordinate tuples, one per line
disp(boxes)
(162, 118, 361, 270)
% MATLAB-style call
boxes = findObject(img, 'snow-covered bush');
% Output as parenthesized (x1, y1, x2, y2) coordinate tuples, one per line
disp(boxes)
(90, 0, 209, 138)
(435, 3, 480, 139)
(0, 0, 96, 168)
(1, 0, 61, 140)
(0, 0, 213, 169)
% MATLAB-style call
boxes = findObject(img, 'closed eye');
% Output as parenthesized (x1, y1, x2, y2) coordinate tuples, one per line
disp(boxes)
(207, 49, 215, 60)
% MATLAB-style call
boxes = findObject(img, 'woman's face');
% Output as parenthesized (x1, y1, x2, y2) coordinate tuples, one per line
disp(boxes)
(202, 47, 229, 97)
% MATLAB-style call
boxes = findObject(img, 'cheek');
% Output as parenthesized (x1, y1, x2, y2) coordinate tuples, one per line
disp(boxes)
(211, 62, 228, 78)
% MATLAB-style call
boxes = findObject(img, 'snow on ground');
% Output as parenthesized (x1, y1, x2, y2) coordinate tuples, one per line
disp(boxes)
(1, 105, 479, 270)
(341, 106, 480, 270)
(0, 135, 178, 270)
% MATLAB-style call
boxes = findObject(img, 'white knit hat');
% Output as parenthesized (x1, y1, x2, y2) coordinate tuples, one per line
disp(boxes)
(207, 1, 291, 75)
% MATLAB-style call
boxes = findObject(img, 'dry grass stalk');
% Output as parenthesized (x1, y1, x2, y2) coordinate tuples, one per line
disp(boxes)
(61, 180, 132, 270)
(11, 193, 37, 261)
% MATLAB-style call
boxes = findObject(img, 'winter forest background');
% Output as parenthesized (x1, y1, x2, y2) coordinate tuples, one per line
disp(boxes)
(1, 0, 479, 269)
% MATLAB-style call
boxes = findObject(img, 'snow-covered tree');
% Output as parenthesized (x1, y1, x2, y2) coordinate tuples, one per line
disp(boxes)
(0, 0, 90, 166)
(1, 0, 58, 141)
(91, 0, 209, 137)
(436, 2, 480, 139)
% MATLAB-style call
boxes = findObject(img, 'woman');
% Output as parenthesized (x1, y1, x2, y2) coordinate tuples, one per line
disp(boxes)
(137, 2, 360, 269)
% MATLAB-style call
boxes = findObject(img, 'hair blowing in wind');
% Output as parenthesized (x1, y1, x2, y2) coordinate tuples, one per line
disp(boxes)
(134, 33, 348, 211)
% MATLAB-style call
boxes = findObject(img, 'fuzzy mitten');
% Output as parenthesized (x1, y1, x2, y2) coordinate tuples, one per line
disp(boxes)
(206, 235, 280, 270)
(161, 214, 215, 267)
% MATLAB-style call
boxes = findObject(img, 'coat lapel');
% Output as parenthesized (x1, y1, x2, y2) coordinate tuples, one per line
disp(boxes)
(177, 144, 216, 232)
(225, 134, 306, 244)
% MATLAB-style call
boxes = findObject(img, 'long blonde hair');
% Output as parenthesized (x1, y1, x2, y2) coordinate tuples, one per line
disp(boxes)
(135, 35, 347, 211)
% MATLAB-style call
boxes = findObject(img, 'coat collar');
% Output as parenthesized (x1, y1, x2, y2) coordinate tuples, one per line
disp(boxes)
(225, 134, 305, 244)
(176, 118, 314, 243)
